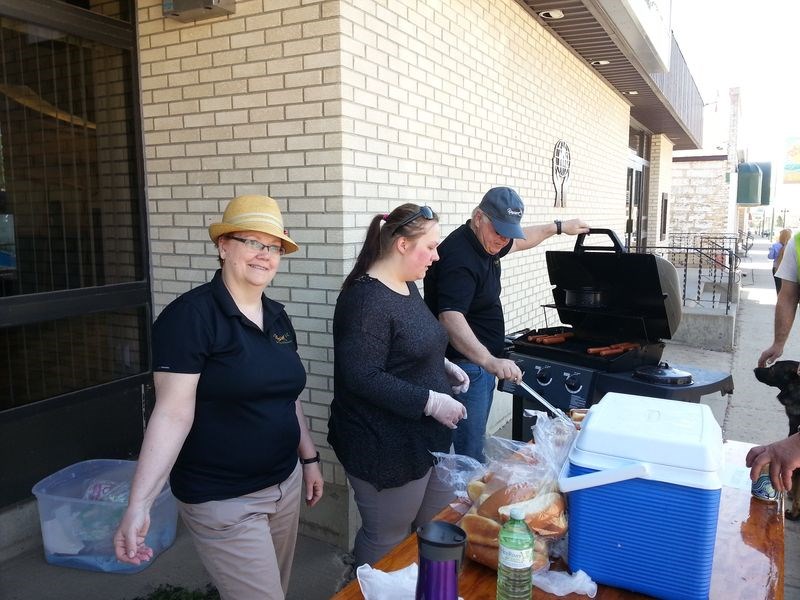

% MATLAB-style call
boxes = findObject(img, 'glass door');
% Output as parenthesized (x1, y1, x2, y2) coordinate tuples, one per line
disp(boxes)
(626, 164, 643, 251)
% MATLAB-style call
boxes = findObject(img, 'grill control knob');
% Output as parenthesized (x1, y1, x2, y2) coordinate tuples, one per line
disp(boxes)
(564, 374, 582, 394)
(535, 367, 552, 386)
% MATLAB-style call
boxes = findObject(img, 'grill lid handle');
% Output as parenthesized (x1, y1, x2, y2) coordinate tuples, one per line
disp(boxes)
(574, 228, 627, 254)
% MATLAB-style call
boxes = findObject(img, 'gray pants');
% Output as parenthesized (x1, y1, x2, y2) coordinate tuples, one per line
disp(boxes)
(177, 462, 302, 600)
(347, 467, 453, 567)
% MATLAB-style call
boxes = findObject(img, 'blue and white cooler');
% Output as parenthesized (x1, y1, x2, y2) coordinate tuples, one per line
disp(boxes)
(558, 392, 723, 600)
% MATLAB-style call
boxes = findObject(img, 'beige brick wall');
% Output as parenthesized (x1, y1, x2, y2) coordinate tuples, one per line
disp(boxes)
(138, 0, 631, 544)
(138, 0, 345, 485)
(670, 158, 733, 236)
(647, 134, 673, 244)
(335, 0, 629, 339)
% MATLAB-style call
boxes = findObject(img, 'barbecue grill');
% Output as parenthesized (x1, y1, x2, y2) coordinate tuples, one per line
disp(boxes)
(500, 229, 734, 442)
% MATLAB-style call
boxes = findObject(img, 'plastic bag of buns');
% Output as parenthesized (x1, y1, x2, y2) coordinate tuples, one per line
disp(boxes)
(455, 412, 577, 572)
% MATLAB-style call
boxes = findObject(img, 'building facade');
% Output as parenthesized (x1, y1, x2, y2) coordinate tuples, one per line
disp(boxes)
(1, 0, 703, 551)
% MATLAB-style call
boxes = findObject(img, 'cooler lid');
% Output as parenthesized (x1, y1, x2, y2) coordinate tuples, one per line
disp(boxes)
(545, 229, 682, 341)
(573, 392, 722, 476)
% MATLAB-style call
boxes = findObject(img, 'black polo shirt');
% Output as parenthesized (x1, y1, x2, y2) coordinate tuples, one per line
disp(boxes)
(152, 270, 306, 504)
(423, 221, 512, 360)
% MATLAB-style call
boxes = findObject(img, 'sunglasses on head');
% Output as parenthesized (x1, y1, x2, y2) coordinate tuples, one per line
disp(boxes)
(392, 205, 434, 234)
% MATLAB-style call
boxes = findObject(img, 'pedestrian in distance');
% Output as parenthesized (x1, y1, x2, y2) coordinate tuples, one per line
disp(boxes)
(768, 228, 792, 293)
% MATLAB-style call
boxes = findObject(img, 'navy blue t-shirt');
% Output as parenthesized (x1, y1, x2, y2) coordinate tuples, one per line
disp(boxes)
(423, 221, 513, 360)
(152, 270, 306, 504)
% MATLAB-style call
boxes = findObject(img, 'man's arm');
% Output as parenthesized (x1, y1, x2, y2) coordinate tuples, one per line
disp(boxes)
(758, 279, 800, 367)
(439, 311, 522, 381)
(509, 218, 590, 253)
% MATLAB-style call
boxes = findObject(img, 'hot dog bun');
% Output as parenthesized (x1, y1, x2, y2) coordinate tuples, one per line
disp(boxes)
(497, 492, 567, 537)
(467, 479, 486, 504)
(466, 538, 550, 572)
(466, 540, 498, 570)
(477, 483, 537, 520)
(460, 514, 500, 547)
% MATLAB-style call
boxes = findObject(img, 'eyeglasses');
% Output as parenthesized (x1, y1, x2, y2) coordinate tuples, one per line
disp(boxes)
(227, 235, 285, 256)
(393, 205, 435, 234)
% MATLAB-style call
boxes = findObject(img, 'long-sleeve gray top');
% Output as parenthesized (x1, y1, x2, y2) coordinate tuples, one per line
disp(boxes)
(328, 275, 453, 490)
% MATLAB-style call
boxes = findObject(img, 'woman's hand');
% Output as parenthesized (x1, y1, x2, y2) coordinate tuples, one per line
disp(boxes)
(302, 463, 324, 507)
(113, 504, 154, 565)
(424, 391, 467, 429)
(444, 359, 470, 395)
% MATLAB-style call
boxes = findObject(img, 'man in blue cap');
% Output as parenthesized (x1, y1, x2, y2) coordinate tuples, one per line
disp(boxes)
(423, 187, 589, 461)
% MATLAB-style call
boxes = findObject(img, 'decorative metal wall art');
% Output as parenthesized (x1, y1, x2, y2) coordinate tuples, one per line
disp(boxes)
(552, 140, 572, 207)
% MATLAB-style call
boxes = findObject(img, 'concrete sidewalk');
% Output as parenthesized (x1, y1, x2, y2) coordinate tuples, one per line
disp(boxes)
(0, 518, 350, 600)
(1, 238, 798, 600)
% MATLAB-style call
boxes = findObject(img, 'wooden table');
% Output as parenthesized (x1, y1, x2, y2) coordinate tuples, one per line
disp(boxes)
(332, 441, 784, 599)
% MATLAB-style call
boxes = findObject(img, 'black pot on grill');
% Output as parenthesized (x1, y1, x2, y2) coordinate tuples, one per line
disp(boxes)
(564, 286, 610, 308)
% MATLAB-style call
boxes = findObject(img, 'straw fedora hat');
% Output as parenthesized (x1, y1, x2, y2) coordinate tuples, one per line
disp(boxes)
(208, 195, 299, 254)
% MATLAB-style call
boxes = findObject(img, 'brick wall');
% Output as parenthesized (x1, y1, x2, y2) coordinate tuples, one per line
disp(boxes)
(647, 134, 673, 244)
(670, 158, 733, 236)
(137, 0, 631, 545)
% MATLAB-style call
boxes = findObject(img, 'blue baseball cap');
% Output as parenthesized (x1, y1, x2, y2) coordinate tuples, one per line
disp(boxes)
(478, 187, 526, 239)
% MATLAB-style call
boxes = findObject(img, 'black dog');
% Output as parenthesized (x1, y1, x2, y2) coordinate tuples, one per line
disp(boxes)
(753, 360, 800, 520)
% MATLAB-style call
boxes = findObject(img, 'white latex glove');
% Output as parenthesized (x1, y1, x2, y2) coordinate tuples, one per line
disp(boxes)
(444, 358, 470, 395)
(424, 390, 467, 429)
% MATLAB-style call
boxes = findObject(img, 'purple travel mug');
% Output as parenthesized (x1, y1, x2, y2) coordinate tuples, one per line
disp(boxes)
(415, 520, 466, 600)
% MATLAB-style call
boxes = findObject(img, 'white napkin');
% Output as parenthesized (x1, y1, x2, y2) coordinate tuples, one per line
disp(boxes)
(356, 563, 418, 600)
(532, 568, 598, 598)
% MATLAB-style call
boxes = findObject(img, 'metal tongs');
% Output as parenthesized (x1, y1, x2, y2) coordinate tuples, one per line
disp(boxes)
(515, 377, 574, 427)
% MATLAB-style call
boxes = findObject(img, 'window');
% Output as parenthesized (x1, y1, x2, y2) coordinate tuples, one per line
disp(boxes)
(0, 18, 142, 297)
(0, 1, 147, 508)
(0, 8, 148, 415)
(2, 307, 147, 409)
(60, 0, 131, 22)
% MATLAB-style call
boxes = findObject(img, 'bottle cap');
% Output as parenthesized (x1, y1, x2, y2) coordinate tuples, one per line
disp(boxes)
(509, 507, 525, 521)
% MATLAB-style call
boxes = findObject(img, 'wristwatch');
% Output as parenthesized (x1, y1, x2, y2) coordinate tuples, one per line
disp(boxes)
(300, 451, 321, 465)
(554, 219, 562, 235)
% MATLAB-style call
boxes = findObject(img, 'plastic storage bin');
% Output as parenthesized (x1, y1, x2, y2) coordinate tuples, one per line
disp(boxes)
(32, 459, 178, 573)
(558, 392, 723, 600)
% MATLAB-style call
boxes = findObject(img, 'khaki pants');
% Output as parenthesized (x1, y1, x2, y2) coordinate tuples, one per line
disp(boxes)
(178, 462, 302, 600)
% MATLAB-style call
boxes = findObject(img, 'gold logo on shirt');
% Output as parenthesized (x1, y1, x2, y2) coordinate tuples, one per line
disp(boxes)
(273, 332, 293, 344)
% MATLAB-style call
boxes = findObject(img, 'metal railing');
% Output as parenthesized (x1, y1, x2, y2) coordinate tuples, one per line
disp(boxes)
(647, 232, 741, 315)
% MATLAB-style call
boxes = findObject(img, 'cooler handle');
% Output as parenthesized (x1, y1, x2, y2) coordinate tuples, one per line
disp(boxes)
(558, 462, 650, 493)
(573, 228, 627, 254)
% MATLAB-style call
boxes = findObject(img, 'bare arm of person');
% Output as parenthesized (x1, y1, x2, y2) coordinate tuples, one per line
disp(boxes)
(439, 311, 522, 381)
(296, 399, 323, 507)
(746, 433, 800, 492)
(114, 372, 198, 564)
(509, 218, 590, 254)
(759, 279, 800, 367)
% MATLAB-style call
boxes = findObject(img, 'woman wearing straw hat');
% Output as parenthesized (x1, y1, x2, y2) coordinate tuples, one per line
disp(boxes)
(328, 204, 469, 567)
(114, 195, 323, 600)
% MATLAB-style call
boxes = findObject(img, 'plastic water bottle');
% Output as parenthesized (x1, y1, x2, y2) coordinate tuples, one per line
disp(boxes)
(496, 507, 534, 600)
